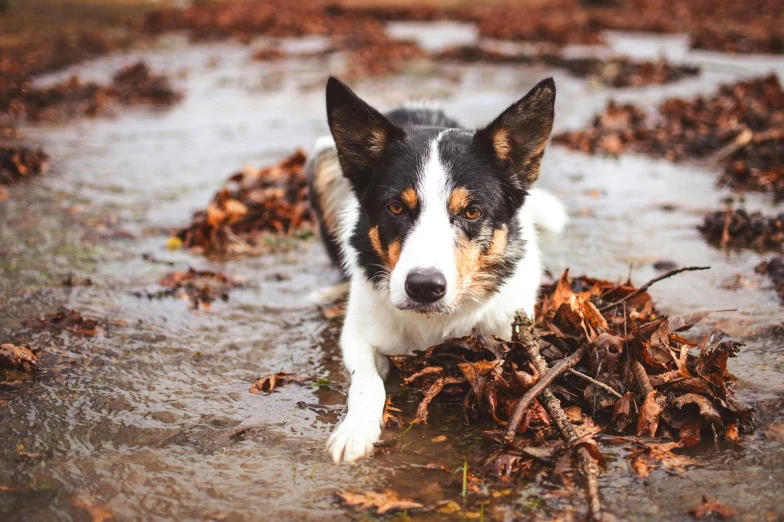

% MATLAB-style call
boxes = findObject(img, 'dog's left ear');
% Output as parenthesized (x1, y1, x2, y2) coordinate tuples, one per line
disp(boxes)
(475, 77, 556, 188)
(326, 77, 403, 195)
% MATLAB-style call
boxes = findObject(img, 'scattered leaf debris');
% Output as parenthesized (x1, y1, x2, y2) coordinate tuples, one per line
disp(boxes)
(700, 209, 784, 251)
(249, 372, 308, 394)
(336, 489, 424, 515)
(23, 308, 108, 336)
(175, 149, 311, 256)
(134, 268, 240, 309)
(386, 269, 752, 483)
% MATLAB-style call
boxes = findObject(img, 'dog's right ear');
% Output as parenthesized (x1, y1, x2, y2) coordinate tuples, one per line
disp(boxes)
(326, 77, 402, 194)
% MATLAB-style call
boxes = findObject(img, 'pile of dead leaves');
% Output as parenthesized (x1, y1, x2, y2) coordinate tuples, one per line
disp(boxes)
(22, 308, 108, 337)
(5, 61, 181, 122)
(755, 257, 784, 303)
(249, 371, 308, 393)
(387, 269, 752, 482)
(436, 47, 699, 88)
(0, 145, 49, 185)
(175, 149, 312, 256)
(134, 268, 240, 309)
(555, 75, 784, 197)
(700, 209, 784, 251)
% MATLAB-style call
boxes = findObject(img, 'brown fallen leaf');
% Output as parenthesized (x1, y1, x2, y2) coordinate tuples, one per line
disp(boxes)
(336, 489, 423, 515)
(637, 391, 666, 437)
(630, 442, 700, 478)
(0, 344, 39, 372)
(667, 310, 733, 332)
(765, 422, 784, 442)
(383, 397, 403, 428)
(249, 372, 307, 393)
(689, 496, 736, 519)
(72, 495, 114, 522)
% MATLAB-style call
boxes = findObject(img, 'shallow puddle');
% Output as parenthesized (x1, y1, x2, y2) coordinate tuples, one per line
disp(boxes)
(1, 24, 783, 521)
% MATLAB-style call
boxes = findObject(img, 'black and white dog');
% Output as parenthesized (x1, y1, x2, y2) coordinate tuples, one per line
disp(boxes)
(307, 77, 566, 463)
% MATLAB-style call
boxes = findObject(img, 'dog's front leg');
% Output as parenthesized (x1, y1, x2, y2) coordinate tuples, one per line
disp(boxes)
(326, 324, 386, 463)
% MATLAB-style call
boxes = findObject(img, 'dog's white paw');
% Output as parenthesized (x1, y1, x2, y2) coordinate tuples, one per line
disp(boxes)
(327, 414, 381, 463)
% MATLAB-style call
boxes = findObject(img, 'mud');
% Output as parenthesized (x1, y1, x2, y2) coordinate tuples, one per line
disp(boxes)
(0, 22, 783, 522)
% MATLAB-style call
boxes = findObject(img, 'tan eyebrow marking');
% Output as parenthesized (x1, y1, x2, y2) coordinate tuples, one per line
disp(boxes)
(448, 187, 471, 214)
(400, 187, 418, 209)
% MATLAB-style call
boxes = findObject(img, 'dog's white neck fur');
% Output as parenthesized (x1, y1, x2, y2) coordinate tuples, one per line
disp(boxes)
(322, 133, 563, 463)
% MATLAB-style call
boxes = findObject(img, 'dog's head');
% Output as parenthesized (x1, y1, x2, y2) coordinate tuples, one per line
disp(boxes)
(326, 77, 555, 314)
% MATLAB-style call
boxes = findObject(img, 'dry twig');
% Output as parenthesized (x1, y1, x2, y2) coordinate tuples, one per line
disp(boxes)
(598, 266, 710, 312)
(510, 313, 603, 521)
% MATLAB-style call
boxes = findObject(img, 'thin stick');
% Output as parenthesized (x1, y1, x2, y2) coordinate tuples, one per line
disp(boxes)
(567, 368, 623, 399)
(502, 344, 588, 444)
(511, 314, 602, 521)
(598, 266, 710, 312)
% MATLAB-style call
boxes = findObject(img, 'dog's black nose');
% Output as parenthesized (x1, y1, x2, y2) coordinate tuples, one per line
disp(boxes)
(405, 270, 447, 304)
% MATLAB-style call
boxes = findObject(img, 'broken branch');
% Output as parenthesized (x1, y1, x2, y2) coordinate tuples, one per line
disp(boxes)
(502, 344, 588, 444)
(511, 313, 603, 521)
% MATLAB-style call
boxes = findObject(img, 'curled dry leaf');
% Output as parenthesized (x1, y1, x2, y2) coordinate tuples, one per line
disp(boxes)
(135, 268, 240, 309)
(71, 495, 114, 522)
(0, 344, 39, 372)
(336, 490, 423, 515)
(637, 391, 666, 437)
(629, 442, 700, 478)
(23, 308, 108, 336)
(382, 397, 403, 428)
(249, 372, 307, 394)
(689, 496, 737, 519)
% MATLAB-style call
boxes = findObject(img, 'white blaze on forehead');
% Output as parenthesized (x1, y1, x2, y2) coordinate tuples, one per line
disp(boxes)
(389, 131, 459, 308)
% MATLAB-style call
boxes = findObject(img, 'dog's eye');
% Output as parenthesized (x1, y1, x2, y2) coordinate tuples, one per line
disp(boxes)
(464, 206, 481, 220)
(387, 202, 404, 216)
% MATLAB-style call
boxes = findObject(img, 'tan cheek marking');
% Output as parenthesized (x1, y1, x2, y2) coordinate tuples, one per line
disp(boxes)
(369, 225, 401, 271)
(454, 233, 482, 285)
(481, 226, 508, 268)
(448, 187, 471, 215)
(493, 128, 511, 161)
(387, 240, 401, 270)
(455, 226, 510, 300)
(400, 187, 418, 210)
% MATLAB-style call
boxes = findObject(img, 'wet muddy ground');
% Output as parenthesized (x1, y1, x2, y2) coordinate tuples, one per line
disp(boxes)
(1, 23, 784, 521)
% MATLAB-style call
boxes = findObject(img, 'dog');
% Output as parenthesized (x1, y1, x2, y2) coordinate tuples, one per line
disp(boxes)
(306, 76, 567, 463)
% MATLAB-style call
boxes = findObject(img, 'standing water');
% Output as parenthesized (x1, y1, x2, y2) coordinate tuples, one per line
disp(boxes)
(1, 24, 783, 521)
